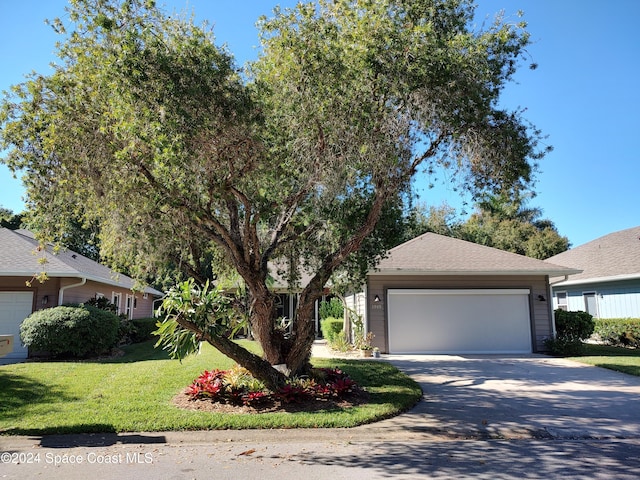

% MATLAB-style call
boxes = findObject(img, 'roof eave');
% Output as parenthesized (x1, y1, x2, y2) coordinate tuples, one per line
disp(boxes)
(0, 271, 163, 296)
(551, 272, 640, 287)
(368, 268, 582, 276)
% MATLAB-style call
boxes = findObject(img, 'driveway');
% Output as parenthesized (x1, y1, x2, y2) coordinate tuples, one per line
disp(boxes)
(377, 354, 640, 440)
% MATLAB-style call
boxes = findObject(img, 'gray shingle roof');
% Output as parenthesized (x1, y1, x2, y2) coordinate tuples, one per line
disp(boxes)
(547, 226, 640, 285)
(372, 232, 580, 276)
(0, 228, 162, 295)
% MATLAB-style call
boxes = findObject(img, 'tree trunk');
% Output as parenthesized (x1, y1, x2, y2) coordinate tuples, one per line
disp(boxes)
(175, 316, 287, 392)
(246, 281, 286, 366)
(285, 289, 320, 376)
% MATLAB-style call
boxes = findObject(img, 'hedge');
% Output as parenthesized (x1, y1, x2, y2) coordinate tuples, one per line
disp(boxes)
(320, 317, 344, 343)
(594, 318, 640, 348)
(131, 317, 160, 343)
(20, 305, 120, 358)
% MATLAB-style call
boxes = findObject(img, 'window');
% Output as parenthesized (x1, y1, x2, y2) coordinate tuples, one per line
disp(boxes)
(556, 292, 568, 311)
(112, 292, 122, 315)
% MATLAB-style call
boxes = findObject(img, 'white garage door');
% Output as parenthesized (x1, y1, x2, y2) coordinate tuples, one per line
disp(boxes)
(388, 289, 532, 354)
(0, 292, 34, 360)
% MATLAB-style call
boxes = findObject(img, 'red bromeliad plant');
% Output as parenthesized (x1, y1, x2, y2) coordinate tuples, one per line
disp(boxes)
(185, 366, 359, 405)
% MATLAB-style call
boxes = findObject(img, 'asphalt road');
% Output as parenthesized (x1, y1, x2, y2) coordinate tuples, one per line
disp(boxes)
(1, 435, 639, 479)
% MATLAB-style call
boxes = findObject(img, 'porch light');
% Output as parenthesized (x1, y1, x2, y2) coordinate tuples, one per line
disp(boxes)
(373, 295, 381, 302)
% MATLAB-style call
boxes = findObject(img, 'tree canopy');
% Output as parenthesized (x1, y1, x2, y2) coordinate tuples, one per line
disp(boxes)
(0, 0, 549, 388)
(407, 193, 569, 259)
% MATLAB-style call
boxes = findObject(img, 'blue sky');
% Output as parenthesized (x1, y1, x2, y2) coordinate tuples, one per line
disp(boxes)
(1, 0, 638, 248)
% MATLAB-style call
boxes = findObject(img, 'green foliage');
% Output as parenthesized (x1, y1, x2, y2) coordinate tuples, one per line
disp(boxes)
(403, 193, 569, 258)
(545, 309, 595, 356)
(20, 305, 120, 358)
(185, 365, 357, 406)
(319, 298, 344, 320)
(85, 296, 117, 313)
(594, 318, 640, 348)
(320, 317, 344, 344)
(1, 0, 547, 378)
(555, 309, 595, 341)
(0, 207, 23, 230)
(544, 336, 585, 356)
(130, 317, 160, 343)
(154, 279, 234, 360)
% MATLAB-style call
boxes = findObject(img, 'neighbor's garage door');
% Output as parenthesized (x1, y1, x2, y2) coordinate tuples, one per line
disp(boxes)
(0, 292, 33, 359)
(387, 289, 532, 354)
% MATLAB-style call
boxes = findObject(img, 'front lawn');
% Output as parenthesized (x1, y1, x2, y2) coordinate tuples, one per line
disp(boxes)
(567, 344, 640, 377)
(0, 340, 421, 435)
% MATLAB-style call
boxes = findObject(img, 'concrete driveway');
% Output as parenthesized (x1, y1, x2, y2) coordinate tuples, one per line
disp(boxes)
(377, 354, 640, 440)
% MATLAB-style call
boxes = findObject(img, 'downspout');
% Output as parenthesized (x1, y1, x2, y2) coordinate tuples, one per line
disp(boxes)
(58, 277, 87, 305)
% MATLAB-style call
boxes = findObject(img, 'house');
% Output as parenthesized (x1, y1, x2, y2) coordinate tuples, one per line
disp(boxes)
(347, 232, 580, 354)
(267, 260, 330, 336)
(0, 228, 163, 360)
(547, 226, 640, 318)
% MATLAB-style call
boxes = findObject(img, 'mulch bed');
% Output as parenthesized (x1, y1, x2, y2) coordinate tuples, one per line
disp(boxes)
(172, 387, 370, 414)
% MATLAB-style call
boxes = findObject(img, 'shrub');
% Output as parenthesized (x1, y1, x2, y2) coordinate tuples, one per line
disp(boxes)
(594, 318, 640, 348)
(130, 317, 160, 343)
(85, 296, 118, 313)
(545, 310, 595, 355)
(20, 305, 120, 358)
(555, 310, 595, 341)
(320, 317, 344, 343)
(185, 366, 358, 405)
(319, 298, 344, 320)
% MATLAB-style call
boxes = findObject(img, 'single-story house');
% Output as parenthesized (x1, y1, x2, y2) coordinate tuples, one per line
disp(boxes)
(0, 228, 163, 360)
(547, 226, 640, 318)
(346, 232, 580, 354)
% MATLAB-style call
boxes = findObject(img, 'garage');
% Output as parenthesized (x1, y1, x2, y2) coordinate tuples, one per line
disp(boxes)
(387, 289, 533, 354)
(0, 292, 33, 360)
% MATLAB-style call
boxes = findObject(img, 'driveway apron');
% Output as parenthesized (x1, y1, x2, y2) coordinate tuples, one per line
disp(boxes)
(381, 354, 640, 440)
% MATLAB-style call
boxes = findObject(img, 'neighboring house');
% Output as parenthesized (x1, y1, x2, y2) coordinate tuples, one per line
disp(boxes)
(0, 228, 163, 360)
(268, 261, 330, 336)
(547, 226, 640, 319)
(347, 232, 580, 354)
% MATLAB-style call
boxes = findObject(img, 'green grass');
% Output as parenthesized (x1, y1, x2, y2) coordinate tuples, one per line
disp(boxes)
(567, 343, 640, 377)
(0, 340, 421, 435)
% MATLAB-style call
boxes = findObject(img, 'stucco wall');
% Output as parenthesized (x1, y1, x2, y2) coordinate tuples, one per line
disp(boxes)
(366, 274, 552, 353)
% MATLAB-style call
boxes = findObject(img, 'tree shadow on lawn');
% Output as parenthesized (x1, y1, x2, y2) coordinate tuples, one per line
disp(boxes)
(0, 370, 79, 424)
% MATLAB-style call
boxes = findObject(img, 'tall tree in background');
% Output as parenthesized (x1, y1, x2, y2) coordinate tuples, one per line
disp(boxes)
(0, 0, 547, 389)
(409, 192, 569, 259)
(0, 207, 23, 230)
(460, 192, 569, 258)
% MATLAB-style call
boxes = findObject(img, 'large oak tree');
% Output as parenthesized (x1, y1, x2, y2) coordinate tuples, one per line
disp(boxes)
(0, 0, 548, 389)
